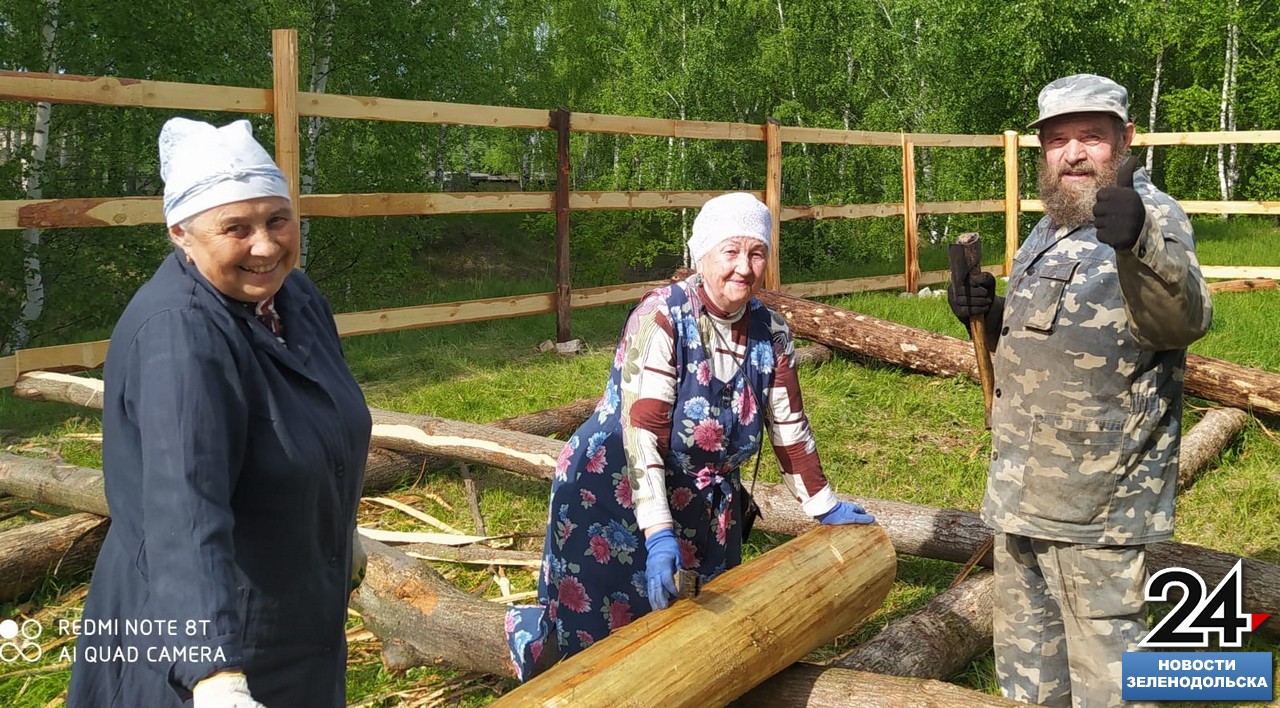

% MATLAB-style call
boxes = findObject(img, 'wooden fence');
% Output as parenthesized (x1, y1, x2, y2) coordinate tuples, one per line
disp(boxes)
(2, 28, 1279, 388)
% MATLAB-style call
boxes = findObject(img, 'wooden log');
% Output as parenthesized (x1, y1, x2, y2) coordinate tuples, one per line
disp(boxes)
(1179, 407, 1250, 490)
(830, 572, 995, 680)
(352, 535, 511, 674)
(0, 512, 109, 600)
(355, 533, 1010, 708)
(369, 408, 559, 480)
(490, 523, 897, 707)
(741, 283, 1280, 417)
(4, 432, 1279, 640)
(396, 541, 540, 568)
(487, 398, 597, 439)
(0, 452, 109, 516)
(732, 663, 1020, 707)
(1208, 278, 1277, 294)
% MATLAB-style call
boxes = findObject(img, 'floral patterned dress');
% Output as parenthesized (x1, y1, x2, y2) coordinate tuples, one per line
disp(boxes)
(505, 279, 779, 680)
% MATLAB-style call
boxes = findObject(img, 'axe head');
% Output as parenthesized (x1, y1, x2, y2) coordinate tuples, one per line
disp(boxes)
(674, 569, 701, 600)
(948, 232, 983, 292)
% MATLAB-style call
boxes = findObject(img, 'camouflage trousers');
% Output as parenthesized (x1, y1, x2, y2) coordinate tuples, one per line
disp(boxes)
(993, 534, 1149, 708)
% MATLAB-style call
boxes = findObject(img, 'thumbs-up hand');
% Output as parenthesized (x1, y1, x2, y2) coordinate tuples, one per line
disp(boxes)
(1093, 156, 1145, 252)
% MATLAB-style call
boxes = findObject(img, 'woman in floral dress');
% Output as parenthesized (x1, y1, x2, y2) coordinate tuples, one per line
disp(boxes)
(506, 192, 876, 680)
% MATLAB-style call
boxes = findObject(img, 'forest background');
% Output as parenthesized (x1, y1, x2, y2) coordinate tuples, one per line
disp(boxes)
(1, 0, 1278, 352)
(2, 1, 1280, 704)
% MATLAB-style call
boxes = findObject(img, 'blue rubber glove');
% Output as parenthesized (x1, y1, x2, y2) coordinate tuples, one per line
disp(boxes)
(644, 528, 682, 610)
(816, 501, 875, 525)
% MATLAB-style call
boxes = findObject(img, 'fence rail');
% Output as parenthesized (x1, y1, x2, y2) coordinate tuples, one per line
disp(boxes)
(1, 28, 1278, 387)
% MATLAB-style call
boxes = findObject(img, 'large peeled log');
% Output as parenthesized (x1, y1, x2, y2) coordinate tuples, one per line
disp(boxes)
(490, 523, 897, 707)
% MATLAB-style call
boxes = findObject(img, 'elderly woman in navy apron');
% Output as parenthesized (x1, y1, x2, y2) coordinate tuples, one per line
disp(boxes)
(506, 192, 875, 680)
(68, 118, 370, 707)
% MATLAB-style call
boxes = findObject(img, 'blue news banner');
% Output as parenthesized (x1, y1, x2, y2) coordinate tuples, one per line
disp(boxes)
(1123, 652, 1273, 702)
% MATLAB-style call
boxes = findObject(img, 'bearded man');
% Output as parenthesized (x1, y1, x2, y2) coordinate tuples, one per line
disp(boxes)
(948, 74, 1213, 707)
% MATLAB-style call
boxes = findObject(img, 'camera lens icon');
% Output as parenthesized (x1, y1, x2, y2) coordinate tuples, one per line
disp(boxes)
(0, 619, 43, 662)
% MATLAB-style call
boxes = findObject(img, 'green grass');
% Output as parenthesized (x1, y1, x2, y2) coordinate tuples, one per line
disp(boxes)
(2, 216, 1279, 705)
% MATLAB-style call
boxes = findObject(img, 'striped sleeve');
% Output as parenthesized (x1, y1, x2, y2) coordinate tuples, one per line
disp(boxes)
(763, 311, 838, 517)
(619, 298, 679, 530)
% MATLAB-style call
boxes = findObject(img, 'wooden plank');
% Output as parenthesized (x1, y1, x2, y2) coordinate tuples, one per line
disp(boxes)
(1003, 130, 1021, 276)
(271, 29, 302, 254)
(1201, 266, 1280, 281)
(0, 356, 15, 389)
(781, 265, 1003, 299)
(765, 118, 783, 290)
(1178, 200, 1280, 216)
(299, 192, 552, 217)
(0, 196, 163, 229)
(568, 190, 761, 211)
(781, 203, 904, 220)
(901, 134, 919, 293)
(0, 70, 269, 112)
(334, 293, 556, 337)
(1017, 131, 1280, 149)
(300, 92, 551, 129)
(916, 199, 1004, 215)
(569, 112, 764, 141)
(1208, 279, 1277, 293)
(907, 134, 1003, 148)
(1134, 130, 1280, 146)
(0, 194, 1000, 229)
(777, 126, 902, 147)
(1022, 199, 1280, 216)
(570, 280, 666, 308)
(14, 340, 110, 376)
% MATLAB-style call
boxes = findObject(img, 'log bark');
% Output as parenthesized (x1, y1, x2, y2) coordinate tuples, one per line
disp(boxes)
(0, 511, 109, 600)
(352, 535, 511, 675)
(491, 523, 897, 707)
(830, 572, 994, 679)
(1179, 407, 1249, 490)
(486, 398, 598, 439)
(369, 409, 559, 481)
(732, 663, 1020, 707)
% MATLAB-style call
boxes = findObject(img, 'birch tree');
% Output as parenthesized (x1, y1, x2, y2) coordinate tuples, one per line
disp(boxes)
(10, 0, 58, 352)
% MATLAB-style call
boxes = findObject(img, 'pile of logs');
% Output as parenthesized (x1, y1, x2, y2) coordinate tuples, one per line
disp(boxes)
(4, 284, 1278, 706)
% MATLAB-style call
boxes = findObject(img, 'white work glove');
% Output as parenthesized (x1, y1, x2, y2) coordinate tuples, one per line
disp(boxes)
(352, 529, 368, 591)
(192, 671, 266, 708)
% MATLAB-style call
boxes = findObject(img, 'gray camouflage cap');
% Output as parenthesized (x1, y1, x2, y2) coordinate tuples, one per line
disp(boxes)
(1029, 73, 1129, 129)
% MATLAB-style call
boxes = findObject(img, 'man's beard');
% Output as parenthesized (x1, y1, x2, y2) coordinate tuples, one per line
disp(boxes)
(1037, 144, 1131, 229)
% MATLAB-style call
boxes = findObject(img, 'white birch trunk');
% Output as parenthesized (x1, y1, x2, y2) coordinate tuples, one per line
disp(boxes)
(12, 0, 58, 352)
(1216, 8, 1239, 201)
(1146, 46, 1163, 176)
(299, 0, 336, 271)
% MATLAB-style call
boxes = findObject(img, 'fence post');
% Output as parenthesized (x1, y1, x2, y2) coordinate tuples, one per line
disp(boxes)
(764, 118, 782, 290)
(1002, 130, 1020, 276)
(552, 106, 572, 344)
(271, 29, 301, 267)
(900, 133, 919, 293)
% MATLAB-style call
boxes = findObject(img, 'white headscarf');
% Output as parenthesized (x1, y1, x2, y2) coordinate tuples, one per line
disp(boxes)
(687, 192, 773, 265)
(159, 117, 291, 227)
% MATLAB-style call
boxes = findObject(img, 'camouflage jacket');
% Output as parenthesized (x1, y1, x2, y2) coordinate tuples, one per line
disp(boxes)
(982, 169, 1213, 544)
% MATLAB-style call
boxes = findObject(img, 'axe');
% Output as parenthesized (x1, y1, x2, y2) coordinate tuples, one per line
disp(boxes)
(948, 232, 997, 430)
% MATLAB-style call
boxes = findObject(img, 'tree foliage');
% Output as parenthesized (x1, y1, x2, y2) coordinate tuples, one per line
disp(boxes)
(1, 0, 1277, 348)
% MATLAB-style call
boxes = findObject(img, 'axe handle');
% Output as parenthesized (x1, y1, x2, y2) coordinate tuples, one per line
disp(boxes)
(953, 234, 997, 430)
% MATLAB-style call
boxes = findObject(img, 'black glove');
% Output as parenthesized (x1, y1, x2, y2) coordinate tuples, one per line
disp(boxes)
(1093, 156, 1145, 252)
(947, 271, 1004, 349)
